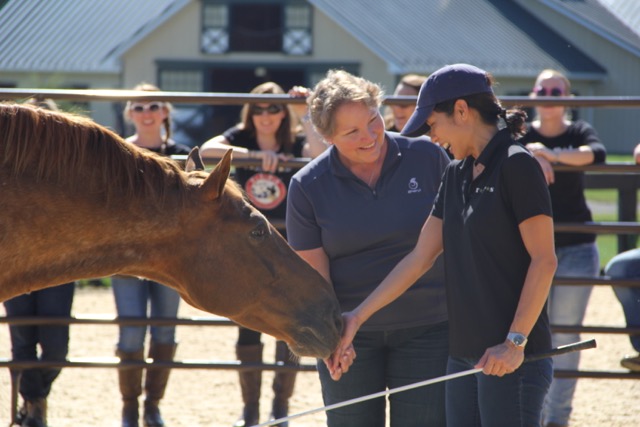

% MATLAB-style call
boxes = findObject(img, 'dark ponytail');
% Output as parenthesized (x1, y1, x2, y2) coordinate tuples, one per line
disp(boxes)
(434, 95, 527, 139)
(501, 108, 528, 139)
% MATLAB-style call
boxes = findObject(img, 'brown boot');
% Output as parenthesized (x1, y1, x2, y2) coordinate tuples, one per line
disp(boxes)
(232, 343, 264, 427)
(269, 341, 298, 427)
(117, 349, 144, 427)
(22, 399, 47, 427)
(143, 342, 177, 427)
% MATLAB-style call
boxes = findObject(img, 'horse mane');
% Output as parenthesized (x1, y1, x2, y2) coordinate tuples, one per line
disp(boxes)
(0, 103, 189, 207)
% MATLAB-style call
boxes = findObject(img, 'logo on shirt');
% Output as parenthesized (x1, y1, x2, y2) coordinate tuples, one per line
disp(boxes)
(245, 173, 287, 210)
(407, 177, 422, 194)
(475, 186, 495, 194)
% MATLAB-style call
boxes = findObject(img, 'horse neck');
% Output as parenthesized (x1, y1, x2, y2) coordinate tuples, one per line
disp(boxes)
(0, 181, 182, 300)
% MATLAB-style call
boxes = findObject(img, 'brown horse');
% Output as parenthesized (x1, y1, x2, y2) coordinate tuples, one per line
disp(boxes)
(0, 103, 341, 358)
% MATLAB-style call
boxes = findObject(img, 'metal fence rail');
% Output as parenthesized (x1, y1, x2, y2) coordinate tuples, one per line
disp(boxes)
(1, 90, 639, 424)
(1, 306, 639, 378)
(1, 89, 640, 107)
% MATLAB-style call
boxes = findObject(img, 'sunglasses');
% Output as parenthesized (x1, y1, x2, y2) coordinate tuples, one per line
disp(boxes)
(130, 102, 164, 113)
(251, 104, 284, 115)
(534, 87, 564, 97)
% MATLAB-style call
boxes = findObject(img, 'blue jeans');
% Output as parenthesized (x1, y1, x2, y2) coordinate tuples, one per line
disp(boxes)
(605, 248, 640, 352)
(317, 322, 449, 427)
(544, 242, 599, 426)
(3, 283, 75, 400)
(112, 276, 180, 352)
(446, 356, 552, 427)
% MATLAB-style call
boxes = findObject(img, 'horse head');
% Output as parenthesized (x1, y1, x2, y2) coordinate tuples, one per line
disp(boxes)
(169, 149, 343, 358)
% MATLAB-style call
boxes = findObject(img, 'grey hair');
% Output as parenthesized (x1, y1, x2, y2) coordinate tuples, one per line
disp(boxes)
(307, 70, 383, 138)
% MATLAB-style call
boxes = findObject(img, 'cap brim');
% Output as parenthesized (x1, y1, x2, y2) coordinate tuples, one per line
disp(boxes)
(400, 105, 433, 137)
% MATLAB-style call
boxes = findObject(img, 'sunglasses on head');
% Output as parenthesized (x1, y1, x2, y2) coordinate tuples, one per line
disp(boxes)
(534, 86, 564, 97)
(251, 104, 284, 115)
(130, 102, 164, 113)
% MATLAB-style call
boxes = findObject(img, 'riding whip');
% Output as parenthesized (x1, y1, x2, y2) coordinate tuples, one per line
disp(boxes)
(252, 339, 597, 427)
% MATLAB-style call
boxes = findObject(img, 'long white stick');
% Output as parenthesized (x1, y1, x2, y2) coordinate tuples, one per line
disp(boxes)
(252, 368, 481, 427)
(251, 339, 596, 427)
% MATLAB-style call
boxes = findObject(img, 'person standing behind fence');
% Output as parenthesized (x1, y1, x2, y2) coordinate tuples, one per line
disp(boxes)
(200, 81, 325, 427)
(286, 70, 450, 427)
(3, 98, 76, 427)
(384, 74, 427, 132)
(112, 83, 191, 427)
(519, 69, 607, 427)
(604, 142, 640, 372)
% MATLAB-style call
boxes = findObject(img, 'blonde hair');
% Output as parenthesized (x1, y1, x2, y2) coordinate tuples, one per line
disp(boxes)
(532, 69, 573, 119)
(123, 82, 173, 144)
(23, 97, 60, 112)
(534, 69, 572, 94)
(308, 70, 383, 138)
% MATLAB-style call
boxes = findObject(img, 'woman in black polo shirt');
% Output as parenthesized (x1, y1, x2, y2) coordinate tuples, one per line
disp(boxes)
(330, 64, 558, 426)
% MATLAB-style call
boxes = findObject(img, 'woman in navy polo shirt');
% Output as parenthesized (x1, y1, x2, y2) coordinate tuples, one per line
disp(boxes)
(287, 70, 451, 426)
(331, 64, 558, 426)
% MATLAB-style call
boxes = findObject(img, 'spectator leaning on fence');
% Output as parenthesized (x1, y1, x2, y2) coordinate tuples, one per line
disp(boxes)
(384, 73, 427, 132)
(519, 69, 607, 427)
(287, 69, 451, 427)
(327, 64, 558, 427)
(200, 81, 326, 427)
(112, 82, 191, 427)
(3, 97, 76, 427)
(603, 142, 640, 373)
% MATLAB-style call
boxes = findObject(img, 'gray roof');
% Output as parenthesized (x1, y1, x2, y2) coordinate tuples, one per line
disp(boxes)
(0, 0, 190, 73)
(309, 0, 609, 78)
(540, 0, 640, 57)
(0, 0, 636, 79)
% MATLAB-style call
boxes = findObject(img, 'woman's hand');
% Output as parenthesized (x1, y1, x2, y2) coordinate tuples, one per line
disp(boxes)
(526, 142, 558, 163)
(533, 155, 555, 185)
(255, 150, 291, 173)
(288, 86, 311, 122)
(475, 342, 525, 377)
(323, 311, 360, 380)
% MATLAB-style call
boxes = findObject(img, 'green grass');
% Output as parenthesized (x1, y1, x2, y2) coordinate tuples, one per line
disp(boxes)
(592, 212, 620, 269)
(584, 154, 638, 267)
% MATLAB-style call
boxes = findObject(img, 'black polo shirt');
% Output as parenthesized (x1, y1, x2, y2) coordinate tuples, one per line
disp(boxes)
(432, 129, 553, 358)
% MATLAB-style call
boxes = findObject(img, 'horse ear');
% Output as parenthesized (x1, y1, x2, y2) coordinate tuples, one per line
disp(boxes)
(185, 147, 206, 172)
(200, 148, 232, 201)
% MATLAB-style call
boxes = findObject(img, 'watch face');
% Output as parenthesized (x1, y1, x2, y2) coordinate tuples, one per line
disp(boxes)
(508, 332, 527, 347)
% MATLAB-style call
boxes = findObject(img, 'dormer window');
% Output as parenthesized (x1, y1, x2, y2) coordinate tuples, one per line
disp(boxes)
(201, 1, 312, 55)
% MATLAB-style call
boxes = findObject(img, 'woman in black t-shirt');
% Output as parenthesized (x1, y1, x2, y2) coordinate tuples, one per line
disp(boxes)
(519, 69, 606, 427)
(200, 81, 326, 427)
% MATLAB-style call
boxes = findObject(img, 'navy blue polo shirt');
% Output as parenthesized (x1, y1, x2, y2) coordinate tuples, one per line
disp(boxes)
(287, 132, 450, 331)
(432, 129, 553, 358)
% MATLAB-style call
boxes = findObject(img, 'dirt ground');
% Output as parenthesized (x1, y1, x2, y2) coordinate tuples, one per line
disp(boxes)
(1, 285, 639, 427)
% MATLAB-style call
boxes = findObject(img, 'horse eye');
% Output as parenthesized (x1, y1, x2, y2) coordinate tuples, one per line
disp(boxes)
(250, 226, 267, 240)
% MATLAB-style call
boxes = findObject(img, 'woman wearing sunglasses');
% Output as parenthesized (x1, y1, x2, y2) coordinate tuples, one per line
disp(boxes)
(113, 82, 192, 427)
(200, 81, 325, 427)
(519, 69, 607, 427)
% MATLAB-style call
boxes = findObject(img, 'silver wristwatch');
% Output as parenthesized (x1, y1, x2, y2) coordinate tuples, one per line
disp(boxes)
(506, 332, 528, 348)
